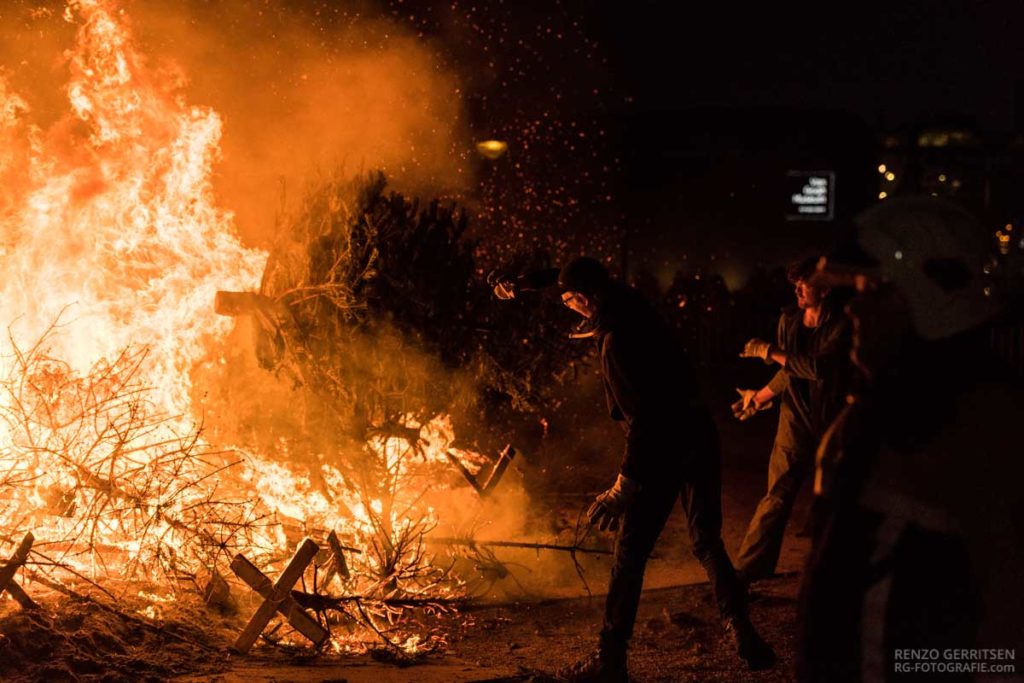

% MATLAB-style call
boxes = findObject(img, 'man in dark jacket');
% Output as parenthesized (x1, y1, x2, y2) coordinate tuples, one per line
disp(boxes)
(731, 257, 851, 585)
(556, 257, 775, 682)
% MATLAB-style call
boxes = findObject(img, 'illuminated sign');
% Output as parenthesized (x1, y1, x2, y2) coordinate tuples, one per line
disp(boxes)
(786, 171, 835, 221)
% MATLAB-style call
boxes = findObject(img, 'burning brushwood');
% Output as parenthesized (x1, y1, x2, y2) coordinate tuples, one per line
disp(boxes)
(230, 538, 328, 654)
(0, 0, 608, 666)
(0, 327, 269, 589)
(0, 532, 38, 610)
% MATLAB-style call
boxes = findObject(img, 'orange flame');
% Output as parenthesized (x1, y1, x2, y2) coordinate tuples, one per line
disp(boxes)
(0, 0, 264, 415)
(0, 4, 495, 655)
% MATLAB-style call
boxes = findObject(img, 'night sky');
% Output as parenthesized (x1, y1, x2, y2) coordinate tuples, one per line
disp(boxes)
(591, 1, 1024, 131)
(401, 0, 1024, 283)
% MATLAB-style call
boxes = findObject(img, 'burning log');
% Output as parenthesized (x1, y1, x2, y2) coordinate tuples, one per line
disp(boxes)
(0, 533, 38, 610)
(230, 538, 328, 653)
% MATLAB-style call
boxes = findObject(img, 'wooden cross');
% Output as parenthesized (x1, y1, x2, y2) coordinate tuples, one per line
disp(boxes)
(0, 532, 39, 610)
(230, 537, 328, 653)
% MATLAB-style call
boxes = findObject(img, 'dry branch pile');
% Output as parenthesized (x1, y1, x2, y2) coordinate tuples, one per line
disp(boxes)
(0, 324, 466, 656)
(0, 324, 262, 585)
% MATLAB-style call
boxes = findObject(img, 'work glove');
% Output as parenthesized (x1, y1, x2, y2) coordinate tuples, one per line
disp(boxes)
(739, 338, 773, 362)
(731, 388, 773, 421)
(587, 474, 639, 532)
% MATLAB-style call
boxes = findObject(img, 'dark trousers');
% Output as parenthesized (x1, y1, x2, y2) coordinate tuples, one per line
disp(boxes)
(735, 439, 814, 581)
(599, 449, 747, 656)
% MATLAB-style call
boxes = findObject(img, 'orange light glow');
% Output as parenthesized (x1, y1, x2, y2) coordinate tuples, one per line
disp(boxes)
(476, 139, 509, 159)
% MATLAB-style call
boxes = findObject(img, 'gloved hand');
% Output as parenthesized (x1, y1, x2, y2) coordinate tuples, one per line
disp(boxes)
(486, 271, 517, 300)
(731, 388, 773, 421)
(739, 338, 773, 362)
(493, 281, 516, 300)
(587, 474, 639, 532)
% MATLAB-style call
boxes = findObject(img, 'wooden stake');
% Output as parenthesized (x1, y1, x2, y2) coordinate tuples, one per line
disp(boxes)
(427, 537, 613, 556)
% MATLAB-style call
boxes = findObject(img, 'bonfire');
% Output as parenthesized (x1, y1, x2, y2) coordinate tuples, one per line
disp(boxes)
(0, 1, 599, 677)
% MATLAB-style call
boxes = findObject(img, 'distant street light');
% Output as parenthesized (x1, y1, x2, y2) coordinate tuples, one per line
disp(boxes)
(476, 140, 509, 159)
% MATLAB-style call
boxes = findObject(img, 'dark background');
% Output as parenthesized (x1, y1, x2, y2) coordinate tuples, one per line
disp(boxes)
(418, 0, 1024, 288)
(588, 1, 1024, 286)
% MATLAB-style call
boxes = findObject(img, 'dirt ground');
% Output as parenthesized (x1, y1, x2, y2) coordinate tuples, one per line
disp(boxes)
(174, 383, 812, 683)
(1, 374, 814, 682)
(173, 575, 800, 683)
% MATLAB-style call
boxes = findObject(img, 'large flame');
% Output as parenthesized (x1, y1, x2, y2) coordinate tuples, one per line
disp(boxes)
(0, 6, 489, 652)
(0, 0, 264, 415)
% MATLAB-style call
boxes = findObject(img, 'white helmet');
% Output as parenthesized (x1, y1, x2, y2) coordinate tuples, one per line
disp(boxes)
(821, 196, 999, 340)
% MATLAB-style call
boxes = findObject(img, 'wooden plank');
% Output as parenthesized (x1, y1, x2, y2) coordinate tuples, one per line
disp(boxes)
(231, 539, 326, 653)
(0, 533, 34, 599)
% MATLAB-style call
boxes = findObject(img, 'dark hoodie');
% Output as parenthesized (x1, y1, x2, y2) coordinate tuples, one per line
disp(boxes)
(594, 282, 714, 486)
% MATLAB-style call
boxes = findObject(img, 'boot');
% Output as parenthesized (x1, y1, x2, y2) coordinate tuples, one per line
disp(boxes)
(559, 649, 628, 683)
(725, 617, 777, 671)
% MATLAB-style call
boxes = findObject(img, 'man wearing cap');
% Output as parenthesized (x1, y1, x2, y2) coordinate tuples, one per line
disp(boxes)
(550, 257, 775, 682)
(731, 256, 852, 587)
